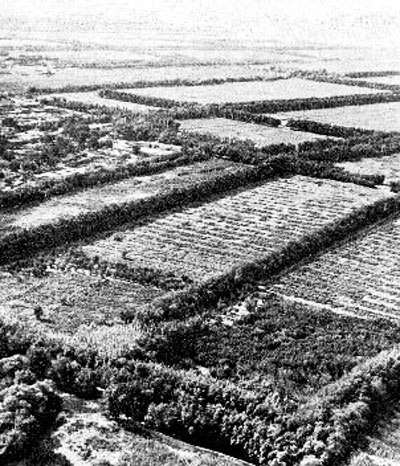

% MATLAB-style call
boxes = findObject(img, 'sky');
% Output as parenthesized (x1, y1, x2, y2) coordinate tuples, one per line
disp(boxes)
(1, 0, 399, 49)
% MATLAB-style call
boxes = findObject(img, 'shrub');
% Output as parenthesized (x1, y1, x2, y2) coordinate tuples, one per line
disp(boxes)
(0, 381, 62, 463)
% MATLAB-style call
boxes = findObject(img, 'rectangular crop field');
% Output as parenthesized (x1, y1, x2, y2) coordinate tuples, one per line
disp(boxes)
(179, 118, 330, 147)
(269, 101, 400, 133)
(45, 92, 161, 113)
(264, 216, 400, 320)
(336, 153, 400, 186)
(2, 64, 275, 92)
(0, 159, 249, 235)
(82, 176, 394, 282)
(119, 77, 380, 104)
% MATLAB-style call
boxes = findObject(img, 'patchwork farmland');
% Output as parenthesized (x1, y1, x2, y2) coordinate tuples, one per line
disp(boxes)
(3, 28, 400, 466)
(119, 77, 382, 104)
(179, 117, 331, 147)
(82, 176, 394, 282)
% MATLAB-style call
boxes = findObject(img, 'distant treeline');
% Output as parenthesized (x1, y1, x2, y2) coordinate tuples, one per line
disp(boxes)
(345, 71, 400, 78)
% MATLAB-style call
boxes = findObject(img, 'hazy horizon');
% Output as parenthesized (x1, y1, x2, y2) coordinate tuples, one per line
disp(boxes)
(1, 0, 399, 51)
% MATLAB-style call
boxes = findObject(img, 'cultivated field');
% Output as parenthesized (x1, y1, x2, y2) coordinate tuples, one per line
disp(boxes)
(179, 117, 330, 147)
(271, 101, 400, 133)
(82, 175, 394, 282)
(45, 92, 161, 112)
(3, 25, 400, 466)
(0, 159, 247, 235)
(0, 63, 277, 91)
(263, 216, 400, 320)
(120, 77, 381, 104)
(336, 153, 400, 186)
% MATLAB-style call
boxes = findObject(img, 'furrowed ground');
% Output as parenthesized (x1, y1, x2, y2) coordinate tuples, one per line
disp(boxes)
(248, 215, 400, 320)
(82, 175, 394, 282)
(269, 101, 400, 133)
(119, 77, 382, 104)
(179, 117, 331, 147)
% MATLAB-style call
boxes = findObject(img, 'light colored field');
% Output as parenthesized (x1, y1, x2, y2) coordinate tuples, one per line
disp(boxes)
(46, 91, 160, 112)
(0, 159, 249, 235)
(265, 216, 400, 320)
(336, 153, 400, 185)
(270, 102, 400, 133)
(120, 77, 380, 104)
(179, 118, 329, 147)
(0, 63, 275, 91)
(82, 176, 393, 282)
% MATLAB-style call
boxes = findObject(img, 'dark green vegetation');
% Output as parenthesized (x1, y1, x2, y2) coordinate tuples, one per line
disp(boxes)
(3, 306, 400, 466)
(139, 298, 400, 396)
(0, 321, 61, 463)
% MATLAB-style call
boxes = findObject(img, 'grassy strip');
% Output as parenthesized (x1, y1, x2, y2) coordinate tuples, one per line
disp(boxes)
(144, 195, 400, 324)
